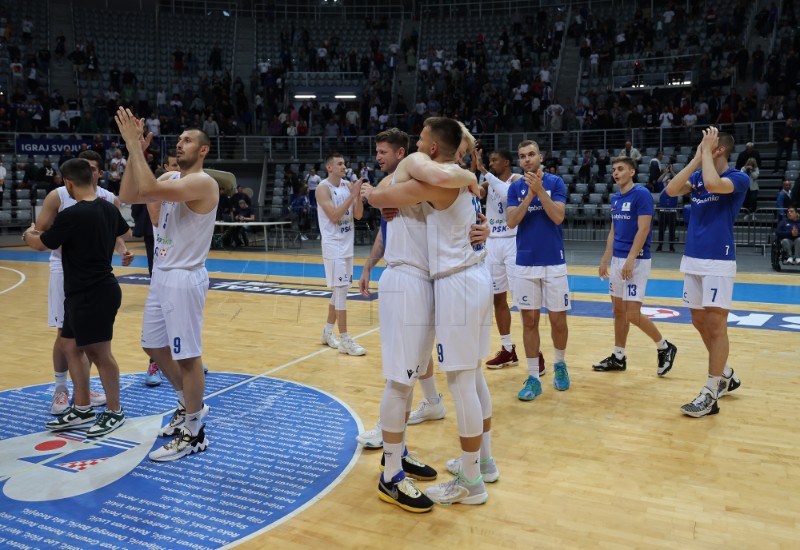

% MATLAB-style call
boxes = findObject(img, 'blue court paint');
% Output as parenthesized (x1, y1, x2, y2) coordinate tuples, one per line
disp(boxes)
(2, 249, 799, 305)
(0, 373, 360, 549)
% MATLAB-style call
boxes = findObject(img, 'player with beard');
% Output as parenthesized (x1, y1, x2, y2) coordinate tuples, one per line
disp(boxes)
(116, 108, 218, 461)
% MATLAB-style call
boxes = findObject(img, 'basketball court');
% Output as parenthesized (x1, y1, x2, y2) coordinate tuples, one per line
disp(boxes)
(1, 242, 798, 548)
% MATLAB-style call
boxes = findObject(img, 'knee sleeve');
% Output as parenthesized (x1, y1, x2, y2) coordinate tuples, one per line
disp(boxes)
(475, 367, 492, 420)
(445, 370, 483, 438)
(380, 380, 413, 433)
(333, 285, 348, 310)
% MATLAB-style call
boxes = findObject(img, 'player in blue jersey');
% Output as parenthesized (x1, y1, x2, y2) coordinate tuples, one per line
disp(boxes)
(594, 156, 678, 375)
(666, 127, 749, 417)
(506, 140, 571, 401)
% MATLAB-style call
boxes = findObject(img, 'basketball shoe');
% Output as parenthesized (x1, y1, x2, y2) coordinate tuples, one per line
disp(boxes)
(485, 345, 518, 369)
(145, 359, 162, 386)
(425, 471, 488, 505)
(380, 450, 437, 481)
(446, 456, 500, 483)
(518, 376, 542, 401)
(553, 361, 570, 390)
(356, 420, 383, 448)
(159, 402, 210, 437)
(89, 389, 107, 407)
(657, 341, 678, 376)
(50, 387, 69, 415)
(150, 425, 209, 462)
(45, 405, 96, 431)
(321, 328, 339, 349)
(87, 409, 125, 438)
(338, 335, 366, 356)
(407, 394, 446, 425)
(681, 387, 719, 417)
(592, 354, 626, 371)
(717, 369, 741, 397)
(378, 471, 433, 513)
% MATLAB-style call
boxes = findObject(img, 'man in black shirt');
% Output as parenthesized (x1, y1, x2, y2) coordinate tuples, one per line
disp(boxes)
(23, 158, 132, 438)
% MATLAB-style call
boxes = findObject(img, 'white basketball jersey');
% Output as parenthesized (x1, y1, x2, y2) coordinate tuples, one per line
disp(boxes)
(316, 179, 355, 259)
(154, 173, 216, 270)
(49, 185, 117, 272)
(383, 172, 429, 275)
(424, 187, 486, 279)
(485, 172, 518, 238)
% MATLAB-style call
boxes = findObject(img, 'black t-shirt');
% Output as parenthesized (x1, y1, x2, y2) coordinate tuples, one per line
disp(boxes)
(40, 199, 129, 296)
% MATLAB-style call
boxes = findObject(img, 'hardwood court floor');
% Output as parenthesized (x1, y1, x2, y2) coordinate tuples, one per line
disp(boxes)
(1, 243, 798, 549)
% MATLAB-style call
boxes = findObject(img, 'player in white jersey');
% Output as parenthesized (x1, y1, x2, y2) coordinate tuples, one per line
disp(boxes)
(117, 108, 219, 460)
(35, 149, 133, 415)
(316, 152, 366, 356)
(594, 156, 678, 375)
(366, 118, 494, 509)
(506, 140, 571, 401)
(666, 127, 749, 417)
(475, 148, 546, 374)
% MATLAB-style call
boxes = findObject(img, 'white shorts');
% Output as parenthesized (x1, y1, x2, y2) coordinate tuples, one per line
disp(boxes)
(379, 265, 435, 385)
(141, 267, 209, 360)
(48, 271, 65, 328)
(434, 263, 492, 372)
(324, 257, 354, 288)
(682, 274, 734, 310)
(513, 269, 571, 312)
(486, 237, 516, 294)
(609, 257, 651, 303)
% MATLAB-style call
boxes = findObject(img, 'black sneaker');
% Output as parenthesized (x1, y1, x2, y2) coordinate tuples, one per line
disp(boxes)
(681, 387, 720, 417)
(381, 450, 438, 481)
(718, 370, 741, 397)
(657, 341, 678, 376)
(377, 471, 434, 513)
(45, 405, 96, 431)
(149, 426, 209, 461)
(592, 354, 626, 371)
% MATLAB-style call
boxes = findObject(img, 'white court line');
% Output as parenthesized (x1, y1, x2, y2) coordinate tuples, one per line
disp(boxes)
(0, 266, 26, 295)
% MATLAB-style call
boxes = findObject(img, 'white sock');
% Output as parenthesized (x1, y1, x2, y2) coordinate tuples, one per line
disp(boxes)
(723, 363, 733, 377)
(176, 391, 185, 408)
(184, 409, 203, 436)
(382, 441, 404, 482)
(657, 339, 668, 350)
(419, 376, 439, 403)
(613, 346, 625, 359)
(480, 429, 492, 462)
(500, 334, 513, 352)
(554, 348, 566, 364)
(324, 323, 334, 334)
(527, 357, 540, 379)
(462, 449, 481, 483)
(340, 332, 349, 339)
(705, 375, 721, 396)
(54, 371, 68, 388)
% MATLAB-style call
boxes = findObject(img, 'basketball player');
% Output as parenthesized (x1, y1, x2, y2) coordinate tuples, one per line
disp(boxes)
(317, 152, 366, 356)
(475, 148, 546, 374)
(665, 127, 748, 417)
(365, 118, 494, 508)
(116, 108, 218, 459)
(35, 149, 133, 416)
(594, 156, 678, 374)
(356, 129, 490, 448)
(139, 152, 180, 387)
(506, 140, 571, 401)
(24, 158, 131, 437)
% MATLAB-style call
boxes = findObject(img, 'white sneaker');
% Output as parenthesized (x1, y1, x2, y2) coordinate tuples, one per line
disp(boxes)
(356, 420, 383, 448)
(322, 330, 339, 349)
(50, 387, 70, 415)
(425, 471, 488, 505)
(149, 426, 209, 462)
(159, 402, 210, 437)
(89, 389, 107, 408)
(407, 394, 446, 425)
(338, 336, 366, 356)
(446, 456, 500, 483)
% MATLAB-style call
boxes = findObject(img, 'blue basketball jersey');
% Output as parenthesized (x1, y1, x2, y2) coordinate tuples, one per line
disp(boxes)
(507, 172, 567, 266)
(685, 168, 749, 261)
(611, 185, 654, 259)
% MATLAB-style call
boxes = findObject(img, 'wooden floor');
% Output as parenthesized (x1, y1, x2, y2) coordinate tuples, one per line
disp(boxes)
(1, 242, 798, 549)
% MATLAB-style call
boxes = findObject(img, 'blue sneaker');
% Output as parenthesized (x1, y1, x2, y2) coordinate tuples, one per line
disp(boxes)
(145, 360, 162, 387)
(553, 362, 570, 391)
(517, 376, 542, 401)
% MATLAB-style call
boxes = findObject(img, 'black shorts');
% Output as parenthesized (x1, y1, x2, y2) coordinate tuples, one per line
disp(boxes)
(62, 283, 122, 347)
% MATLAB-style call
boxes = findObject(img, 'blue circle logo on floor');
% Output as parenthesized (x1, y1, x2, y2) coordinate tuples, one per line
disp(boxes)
(0, 373, 361, 549)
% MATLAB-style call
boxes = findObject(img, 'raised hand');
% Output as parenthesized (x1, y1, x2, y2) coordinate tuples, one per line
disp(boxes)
(114, 107, 144, 146)
(523, 169, 543, 195)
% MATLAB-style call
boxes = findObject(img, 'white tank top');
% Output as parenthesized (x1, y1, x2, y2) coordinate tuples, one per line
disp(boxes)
(485, 172, 518, 238)
(383, 172, 429, 275)
(424, 187, 486, 279)
(154, 174, 216, 270)
(49, 186, 117, 273)
(316, 179, 355, 259)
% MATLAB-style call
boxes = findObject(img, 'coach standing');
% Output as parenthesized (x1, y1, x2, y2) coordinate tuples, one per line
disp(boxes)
(23, 158, 132, 437)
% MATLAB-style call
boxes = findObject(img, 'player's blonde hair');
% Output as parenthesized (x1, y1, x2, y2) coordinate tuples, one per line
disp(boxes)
(456, 121, 476, 155)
